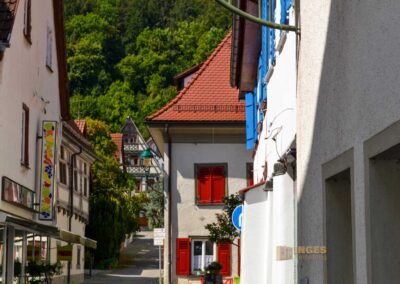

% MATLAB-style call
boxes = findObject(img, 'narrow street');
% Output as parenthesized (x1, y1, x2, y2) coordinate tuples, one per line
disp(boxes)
(83, 231, 161, 284)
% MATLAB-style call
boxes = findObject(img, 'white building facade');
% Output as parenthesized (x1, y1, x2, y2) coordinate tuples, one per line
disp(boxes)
(51, 120, 97, 284)
(0, 0, 71, 282)
(227, 0, 297, 283)
(147, 34, 251, 284)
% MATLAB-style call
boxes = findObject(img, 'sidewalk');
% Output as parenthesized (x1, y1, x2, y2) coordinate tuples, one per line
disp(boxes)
(82, 231, 162, 284)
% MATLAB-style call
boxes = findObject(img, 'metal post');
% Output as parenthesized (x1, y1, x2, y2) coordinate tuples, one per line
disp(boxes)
(159, 245, 162, 283)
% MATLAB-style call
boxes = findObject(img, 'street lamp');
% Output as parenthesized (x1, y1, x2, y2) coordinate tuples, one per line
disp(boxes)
(139, 148, 154, 191)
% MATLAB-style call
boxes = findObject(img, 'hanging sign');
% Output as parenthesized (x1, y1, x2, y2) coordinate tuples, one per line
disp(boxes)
(57, 245, 73, 261)
(39, 121, 57, 220)
(154, 228, 165, 246)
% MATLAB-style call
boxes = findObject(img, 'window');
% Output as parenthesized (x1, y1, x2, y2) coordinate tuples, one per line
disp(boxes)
(46, 27, 53, 71)
(246, 163, 254, 186)
(191, 239, 216, 275)
(79, 161, 83, 193)
(21, 104, 29, 167)
(23, 0, 32, 43)
(73, 159, 78, 191)
(195, 164, 226, 204)
(83, 162, 89, 197)
(76, 246, 81, 269)
(59, 146, 67, 185)
(176, 238, 231, 276)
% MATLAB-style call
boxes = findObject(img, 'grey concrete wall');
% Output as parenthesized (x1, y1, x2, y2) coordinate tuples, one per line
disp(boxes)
(297, 0, 400, 283)
(325, 170, 353, 284)
(369, 159, 400, 283)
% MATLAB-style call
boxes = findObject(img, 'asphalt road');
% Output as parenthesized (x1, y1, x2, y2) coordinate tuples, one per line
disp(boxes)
(82, 231, 161, 284)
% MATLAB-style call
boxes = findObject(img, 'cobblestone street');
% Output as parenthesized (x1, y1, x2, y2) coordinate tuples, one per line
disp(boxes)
(82, 231, 161, 284)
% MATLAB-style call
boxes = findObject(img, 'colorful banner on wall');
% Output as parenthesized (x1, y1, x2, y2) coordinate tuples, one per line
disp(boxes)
(39, 121, 57, 220)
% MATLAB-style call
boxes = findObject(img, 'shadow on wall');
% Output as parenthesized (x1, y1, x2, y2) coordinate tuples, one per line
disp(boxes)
(297, 0, 400, 283)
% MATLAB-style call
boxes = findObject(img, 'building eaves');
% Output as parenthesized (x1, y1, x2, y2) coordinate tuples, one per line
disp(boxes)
(146, 32, 244, 123)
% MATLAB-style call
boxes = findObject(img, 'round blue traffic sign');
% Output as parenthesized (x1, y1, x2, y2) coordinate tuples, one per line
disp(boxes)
(232, 205, 243, 231)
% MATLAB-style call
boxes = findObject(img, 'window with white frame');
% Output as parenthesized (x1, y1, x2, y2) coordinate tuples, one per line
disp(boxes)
(59, 146, 68, 185)
(79, 160, 83, 193)
(83, 162, 89, 197)
(191, 239, 216, 274)
(46, 27, 53, 71)
(73, 158, 78, 191)
(21, 104, 29, 167)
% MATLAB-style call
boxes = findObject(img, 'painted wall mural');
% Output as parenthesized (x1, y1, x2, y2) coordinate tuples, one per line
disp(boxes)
(39, 121, 57, 220)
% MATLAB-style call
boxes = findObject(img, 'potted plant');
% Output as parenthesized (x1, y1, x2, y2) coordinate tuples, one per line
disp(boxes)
(204, 262, 222, 284)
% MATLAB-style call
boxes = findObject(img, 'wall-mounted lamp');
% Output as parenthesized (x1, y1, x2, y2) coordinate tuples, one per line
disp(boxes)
(273, 161, 287, 176)
(263, 178, 273, 192)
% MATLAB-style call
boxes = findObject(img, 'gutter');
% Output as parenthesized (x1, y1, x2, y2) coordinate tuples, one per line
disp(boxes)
(166, 125, 172, 284)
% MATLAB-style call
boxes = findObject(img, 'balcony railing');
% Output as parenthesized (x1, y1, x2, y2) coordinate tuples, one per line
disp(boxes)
(123, 143, 145, 152)
(125, 165, 160, 177)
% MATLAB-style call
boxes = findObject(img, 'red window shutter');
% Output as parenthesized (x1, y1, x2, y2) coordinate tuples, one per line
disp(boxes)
(217, 243, 231, 276)
(197, 167, 212, 203)
(238, 239, 241, 276)
(176, 238, 190, 275)
(211, 166, 225, 203)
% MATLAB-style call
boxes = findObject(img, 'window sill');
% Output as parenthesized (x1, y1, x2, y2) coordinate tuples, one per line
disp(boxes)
(20, 162, 30, 170)
(196, 203, 224, 207)
(46, 65, 54, 73)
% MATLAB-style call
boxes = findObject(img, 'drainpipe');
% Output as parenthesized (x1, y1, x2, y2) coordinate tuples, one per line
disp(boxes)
(166, 125, 172, 284)
(67, 147, 82, 284)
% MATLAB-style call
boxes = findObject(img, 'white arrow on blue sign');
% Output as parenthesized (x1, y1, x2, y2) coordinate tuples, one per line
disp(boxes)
(232, 205, 243, 231)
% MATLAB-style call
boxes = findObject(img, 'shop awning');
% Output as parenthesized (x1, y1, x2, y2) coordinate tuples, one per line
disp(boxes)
(58, 229, 97, 249)
(0, 212, 59, 236)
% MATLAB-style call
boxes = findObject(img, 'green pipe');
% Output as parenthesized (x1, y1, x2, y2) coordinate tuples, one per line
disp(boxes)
(269, 0, 272, 23)
(215, 0, 298, 32)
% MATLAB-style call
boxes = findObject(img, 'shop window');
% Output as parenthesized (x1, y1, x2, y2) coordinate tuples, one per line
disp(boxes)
(0, 225, 4, 281)
(195, 164, 227, 204)
(21, 104, 29, 167)
(77, 246, 81, 269)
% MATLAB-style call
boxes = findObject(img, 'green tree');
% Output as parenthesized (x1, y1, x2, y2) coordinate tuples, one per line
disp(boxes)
(144, 181, 164, 229)
(85, 119, 145, 266)
(205, 194, 242, 245)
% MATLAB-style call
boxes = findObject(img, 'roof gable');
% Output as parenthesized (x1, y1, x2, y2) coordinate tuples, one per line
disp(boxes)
(146, 32, 245, 123)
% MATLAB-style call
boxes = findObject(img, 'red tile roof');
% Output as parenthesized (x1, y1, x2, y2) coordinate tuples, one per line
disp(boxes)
(146, 32, 245, 122)
(74, 119, 86, 136)
(110, 133, 123, 160)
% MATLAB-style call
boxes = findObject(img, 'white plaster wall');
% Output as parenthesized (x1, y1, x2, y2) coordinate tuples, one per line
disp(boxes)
(0, 0, 61, 220)
(170, 142, 251, 283)
(242, 187, 268, 284)
(297, 0, 400, 283)
(244, 5, 297, 284)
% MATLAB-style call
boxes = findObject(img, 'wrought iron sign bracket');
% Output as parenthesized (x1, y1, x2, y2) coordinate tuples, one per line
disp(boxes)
(215, 0, 299, 33)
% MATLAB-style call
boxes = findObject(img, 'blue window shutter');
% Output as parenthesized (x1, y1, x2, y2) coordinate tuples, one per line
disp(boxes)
(245, 92, 256, 150)
(270, 0, 276, 62)
(281, 0, 292, 24)
(262, 0, 269, 68)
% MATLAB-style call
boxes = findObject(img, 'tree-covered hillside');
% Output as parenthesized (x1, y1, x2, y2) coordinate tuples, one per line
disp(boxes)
(66, 0, 231, 136)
